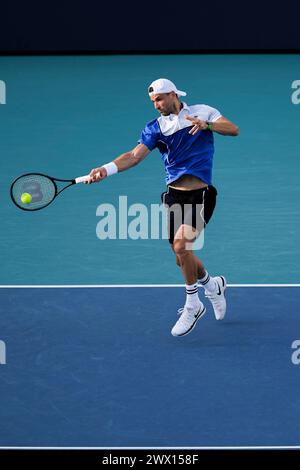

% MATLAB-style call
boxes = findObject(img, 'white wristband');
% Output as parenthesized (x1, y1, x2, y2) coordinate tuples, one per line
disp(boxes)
(102, 162, 118, 177)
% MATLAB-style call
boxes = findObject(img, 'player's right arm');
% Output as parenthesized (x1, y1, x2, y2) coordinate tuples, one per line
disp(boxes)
(88, 143, 151, 183)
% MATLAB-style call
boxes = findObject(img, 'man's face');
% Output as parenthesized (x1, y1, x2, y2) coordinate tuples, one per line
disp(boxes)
(150, 92, 177, 116)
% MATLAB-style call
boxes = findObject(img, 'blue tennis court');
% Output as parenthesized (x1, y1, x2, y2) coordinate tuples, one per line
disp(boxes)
(0, 285, 300, 447)
(1, 54, 300, 448)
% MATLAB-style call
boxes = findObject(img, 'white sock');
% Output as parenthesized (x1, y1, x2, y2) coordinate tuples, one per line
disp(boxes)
(185, 283, 201, 309)
(198, 271, 217, 293)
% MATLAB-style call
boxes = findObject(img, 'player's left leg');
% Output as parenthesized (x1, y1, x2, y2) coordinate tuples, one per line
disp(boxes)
(174, 248, 205, 279)
(170, 185, 226, 327)
(170, 224, 206, 336)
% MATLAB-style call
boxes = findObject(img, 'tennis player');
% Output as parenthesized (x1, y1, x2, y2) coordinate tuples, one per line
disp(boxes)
(88, 78, 239, 337)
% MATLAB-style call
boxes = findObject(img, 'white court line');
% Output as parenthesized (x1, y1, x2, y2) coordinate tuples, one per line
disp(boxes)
(0, 445, 300, 450)
(0, 284, 300, 288)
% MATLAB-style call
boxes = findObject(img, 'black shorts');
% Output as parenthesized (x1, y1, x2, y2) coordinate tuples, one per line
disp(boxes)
(161, 185, 217, 244)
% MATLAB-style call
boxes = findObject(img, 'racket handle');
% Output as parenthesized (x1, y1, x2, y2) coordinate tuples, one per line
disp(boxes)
(75, 172, 100, 184)
(75, 174, 91, 184)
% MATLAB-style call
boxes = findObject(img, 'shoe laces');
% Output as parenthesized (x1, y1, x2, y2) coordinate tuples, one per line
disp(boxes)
(205, 288, 222, 307)
(177, 305, 201, 318)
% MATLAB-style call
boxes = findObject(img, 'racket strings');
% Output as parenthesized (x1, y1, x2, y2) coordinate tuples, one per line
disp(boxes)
(11, 174, 56, 210)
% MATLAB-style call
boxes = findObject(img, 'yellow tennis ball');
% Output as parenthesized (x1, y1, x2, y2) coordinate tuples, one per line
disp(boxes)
(21, 192, 32, 204)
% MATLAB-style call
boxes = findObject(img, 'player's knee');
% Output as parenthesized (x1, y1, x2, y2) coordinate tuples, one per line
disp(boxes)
(173, 239, 188, 258)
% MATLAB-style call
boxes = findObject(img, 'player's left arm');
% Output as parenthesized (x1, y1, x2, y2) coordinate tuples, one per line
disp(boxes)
(210, 116, 239, 136)
(186, 115, 239, 136)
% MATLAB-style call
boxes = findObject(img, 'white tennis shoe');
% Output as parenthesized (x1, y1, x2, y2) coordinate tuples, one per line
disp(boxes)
(205, 276, 227, 320)
(171, 303, 206, 337)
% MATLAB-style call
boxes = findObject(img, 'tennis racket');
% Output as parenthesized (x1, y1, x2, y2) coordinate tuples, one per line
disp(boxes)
(10, 172, 94, 211)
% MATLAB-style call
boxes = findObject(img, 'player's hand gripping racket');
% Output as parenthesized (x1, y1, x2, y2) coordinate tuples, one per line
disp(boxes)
(10, 172, 93, 211)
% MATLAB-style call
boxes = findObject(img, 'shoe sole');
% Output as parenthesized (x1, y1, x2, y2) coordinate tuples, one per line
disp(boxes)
(172, 306, 206, 337)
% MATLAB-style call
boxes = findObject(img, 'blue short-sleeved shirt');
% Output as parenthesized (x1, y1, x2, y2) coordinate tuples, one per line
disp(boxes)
(138, 102, 222, 185)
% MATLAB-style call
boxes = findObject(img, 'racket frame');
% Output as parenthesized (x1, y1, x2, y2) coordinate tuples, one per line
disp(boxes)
(10, 172, 78, 211)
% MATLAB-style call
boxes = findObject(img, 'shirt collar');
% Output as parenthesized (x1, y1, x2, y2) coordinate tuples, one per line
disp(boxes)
(181, 102, 190, 112)
(164, 102, 190, 121)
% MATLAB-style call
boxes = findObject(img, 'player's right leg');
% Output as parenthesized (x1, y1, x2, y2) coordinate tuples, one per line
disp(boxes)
(170, 224, 206, 336)
(170, 185, 226, 322)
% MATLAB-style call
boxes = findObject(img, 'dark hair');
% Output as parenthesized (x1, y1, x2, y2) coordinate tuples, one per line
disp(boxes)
(148, 86, 154, 93)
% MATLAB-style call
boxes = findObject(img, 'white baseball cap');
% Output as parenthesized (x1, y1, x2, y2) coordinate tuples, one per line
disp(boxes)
(148, 78, 187, 97)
